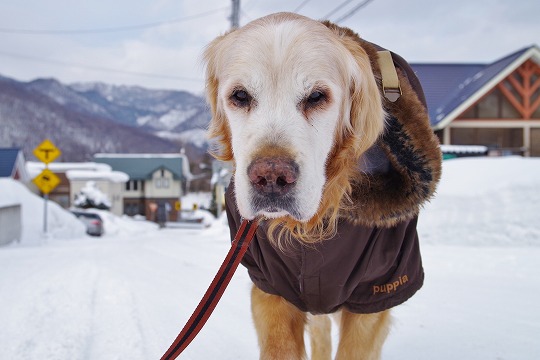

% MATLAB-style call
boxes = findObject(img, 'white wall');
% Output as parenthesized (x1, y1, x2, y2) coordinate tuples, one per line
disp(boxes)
(144, 169, 182, 198)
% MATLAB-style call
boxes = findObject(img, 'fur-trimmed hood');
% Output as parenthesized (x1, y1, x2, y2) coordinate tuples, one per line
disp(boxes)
(324, 23, 442, 228)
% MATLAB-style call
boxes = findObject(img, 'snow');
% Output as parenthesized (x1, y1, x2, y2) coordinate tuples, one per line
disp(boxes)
(26, 161, 112, 179)
(433, 156, 540, 196)
(180, 192, 212, 210)
(1, 157, 539, 359)
(91, 209, 159, 237)
(73, 181, 112, 209)
(155, 128, 208, 149)
(138, 109, 198, 129)
(0, 178, 86, 243)
(418, 157, 540, 248)
(66, 170, 129, 183)
(94, 153, 184, 159)
(440, 144, 488, 154)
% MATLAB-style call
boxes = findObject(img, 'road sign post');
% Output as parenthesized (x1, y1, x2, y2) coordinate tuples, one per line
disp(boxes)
(32, 139, 61, 234)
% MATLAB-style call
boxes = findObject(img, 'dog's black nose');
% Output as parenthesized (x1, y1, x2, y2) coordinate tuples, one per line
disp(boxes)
(248, 157, 298, 196)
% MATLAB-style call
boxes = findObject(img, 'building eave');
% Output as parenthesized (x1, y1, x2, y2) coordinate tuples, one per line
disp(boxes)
(434, 46, 540, 131)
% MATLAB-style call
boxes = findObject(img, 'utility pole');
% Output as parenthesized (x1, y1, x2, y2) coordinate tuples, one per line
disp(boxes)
(230, 0, 240, 29)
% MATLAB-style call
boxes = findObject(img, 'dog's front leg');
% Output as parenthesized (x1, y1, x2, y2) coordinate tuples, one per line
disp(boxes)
(251, 285, 307, 360)
(335, 309, 391, 360)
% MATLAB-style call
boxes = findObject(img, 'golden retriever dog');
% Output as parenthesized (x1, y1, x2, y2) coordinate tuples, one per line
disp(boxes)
(204, 12, 441, 360)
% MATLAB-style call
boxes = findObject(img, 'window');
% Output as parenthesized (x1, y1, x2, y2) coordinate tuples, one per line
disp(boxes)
(125, 180, 140, 191)
(154, 169, 170, 189)
(162, 178, 170, 188)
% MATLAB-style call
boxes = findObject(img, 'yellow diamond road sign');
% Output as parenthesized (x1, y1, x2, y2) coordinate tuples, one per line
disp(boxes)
(33, 139, 61, 164)
(33, 169, 61, 195)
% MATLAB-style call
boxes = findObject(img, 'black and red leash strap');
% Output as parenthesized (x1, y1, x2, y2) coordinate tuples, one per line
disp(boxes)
(160, 219, 259, 360)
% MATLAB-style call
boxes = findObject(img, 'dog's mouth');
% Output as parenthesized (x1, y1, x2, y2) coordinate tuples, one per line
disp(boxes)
(250, 192, 303, 220)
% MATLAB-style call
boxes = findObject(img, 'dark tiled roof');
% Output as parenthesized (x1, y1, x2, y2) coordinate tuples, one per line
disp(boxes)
(94, 155, 185, 180)
(411, 63, 483, 125)
(0, 148, 20, 177)
(411, 46, 536, 127)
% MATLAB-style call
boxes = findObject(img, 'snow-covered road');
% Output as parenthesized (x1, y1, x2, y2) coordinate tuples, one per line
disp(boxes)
(1, 227, 539, 359)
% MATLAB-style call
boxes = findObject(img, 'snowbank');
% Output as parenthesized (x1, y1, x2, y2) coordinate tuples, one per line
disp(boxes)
(180, 192, 212, 210)
(0, 178, 86, 244)
(436, 156, 540, 196)
(419, 156, 540, 246)
(89, 209, 159, 236)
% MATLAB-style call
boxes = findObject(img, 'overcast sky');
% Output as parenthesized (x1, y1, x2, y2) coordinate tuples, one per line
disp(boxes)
(0, 0, 538, 93)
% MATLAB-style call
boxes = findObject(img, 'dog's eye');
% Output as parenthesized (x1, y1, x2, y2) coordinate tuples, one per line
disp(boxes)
(230, 89, 252, 108)
(307, 91, 325, 105)
(301, 89, 330, 117)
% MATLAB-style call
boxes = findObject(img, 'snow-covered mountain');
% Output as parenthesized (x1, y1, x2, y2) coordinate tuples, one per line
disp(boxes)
(0, 74, 212, 162)
(69, 82, 210, 132)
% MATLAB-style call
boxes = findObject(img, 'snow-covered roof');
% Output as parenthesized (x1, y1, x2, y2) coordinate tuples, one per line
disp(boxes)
(94, 154, 191, 180)
(26, 161, 112, 178)
(95, 153, 183, 159)
(66, 170, 129, 183)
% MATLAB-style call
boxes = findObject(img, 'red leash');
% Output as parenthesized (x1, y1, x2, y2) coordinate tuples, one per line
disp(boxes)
(160, 219, 259, 360)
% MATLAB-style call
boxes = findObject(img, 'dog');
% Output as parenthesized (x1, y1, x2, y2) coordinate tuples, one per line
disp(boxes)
(204, 12, 441, 360)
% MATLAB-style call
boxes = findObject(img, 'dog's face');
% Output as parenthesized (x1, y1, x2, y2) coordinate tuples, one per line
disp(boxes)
(205, 13, 384, 223)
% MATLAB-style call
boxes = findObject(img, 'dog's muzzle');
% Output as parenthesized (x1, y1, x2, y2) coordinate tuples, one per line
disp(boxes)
(247, 156, 300, 217)
(245, 156, 303, 219)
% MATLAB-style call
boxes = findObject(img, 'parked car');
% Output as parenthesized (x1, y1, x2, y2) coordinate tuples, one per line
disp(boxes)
(70, 210, 104, 236)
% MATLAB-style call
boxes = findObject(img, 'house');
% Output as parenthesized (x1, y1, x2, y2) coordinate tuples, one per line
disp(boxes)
(94, 153, 191, 221)
(26, 162, 114, 209)
(66, 168, 129, 216)
(0, 148, 27, 246)
(412, 45, 540, 156)
(0, 148, 29, 182)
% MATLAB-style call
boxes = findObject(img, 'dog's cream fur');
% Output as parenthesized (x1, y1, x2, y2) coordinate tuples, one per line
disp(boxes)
(205, 12, 391, 359)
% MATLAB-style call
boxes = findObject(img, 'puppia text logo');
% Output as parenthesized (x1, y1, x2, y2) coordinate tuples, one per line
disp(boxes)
(373, 275, 409, 295)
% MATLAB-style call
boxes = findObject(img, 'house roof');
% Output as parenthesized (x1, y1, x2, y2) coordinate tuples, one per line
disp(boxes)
(94, 154, 186, 180)
(411, 45, 540, 130)
(0, 148, 22, 178)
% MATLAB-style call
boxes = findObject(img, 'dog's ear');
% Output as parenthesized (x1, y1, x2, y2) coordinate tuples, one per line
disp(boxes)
(347, 43, 386, 157)
(203, 33, 234, 162)
(323, 22, 385, 158)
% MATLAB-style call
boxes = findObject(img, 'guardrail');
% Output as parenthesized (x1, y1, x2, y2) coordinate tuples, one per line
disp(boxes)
(0, 204, 22, 246)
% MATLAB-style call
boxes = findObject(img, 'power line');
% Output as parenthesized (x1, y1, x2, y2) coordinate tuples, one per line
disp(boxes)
(293, 0, 313, 13)
(0, 50, 202, 82)
(334, 0, 375, 23)
(0, 7, 229, 35)
(322, 0, 356, 20)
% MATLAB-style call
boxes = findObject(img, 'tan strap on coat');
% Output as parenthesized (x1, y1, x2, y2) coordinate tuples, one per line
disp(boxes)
(377, 50, 401, 102)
